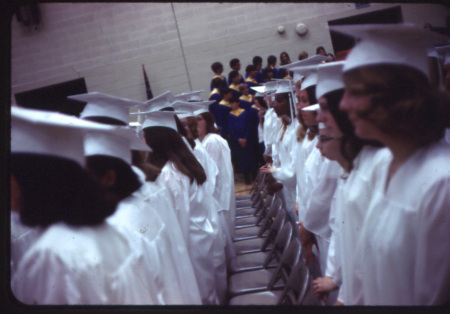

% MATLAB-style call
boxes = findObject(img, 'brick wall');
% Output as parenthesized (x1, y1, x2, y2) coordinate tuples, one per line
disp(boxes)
(11, 3, 449, 112)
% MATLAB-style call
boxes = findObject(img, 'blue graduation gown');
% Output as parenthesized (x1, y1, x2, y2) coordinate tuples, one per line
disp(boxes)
(217, 100, 231, 138)
(227, 108, 256, 173)
(245, 78, 260, 96)
(210, 75, 228, 91)
(208, 89, 222, 126)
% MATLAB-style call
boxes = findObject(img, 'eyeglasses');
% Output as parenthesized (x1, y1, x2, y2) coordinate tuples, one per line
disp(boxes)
(318, 135, 343, 143)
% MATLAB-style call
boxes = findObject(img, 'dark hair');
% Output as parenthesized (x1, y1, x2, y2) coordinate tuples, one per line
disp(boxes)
(256, 96, 268, 109)
(220, 86, 232, 95)
(229, 97, 240, 104)
(267, 55, 277, 66)
(175, 115, 196, 149)
(323, 89, 372, 171)
(143, 126, 206, 185)
(200, 112, 219, 134)
(343, 64, 450, 146)
(211, 77, 223, 89)
(186, 116, 199, 139)
(298, 51, 308, 60)
(316, 46, 326, 54)
(12, 153, 117, 227)
(246, 64, 256, 74)
(305, 85, 318, 105)
(211, 62, 223, 73)
(280, 51, 291, 65)
(229, 70, 240, 81)
(83, 116, 127, 126)
(86, 155, 142, 201)
(131, 150, 161, 182)
(252, 56, 262, 65)
(230, 58, 240, 68)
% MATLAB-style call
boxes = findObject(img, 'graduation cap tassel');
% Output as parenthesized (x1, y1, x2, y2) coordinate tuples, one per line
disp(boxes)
(142, 65, 153, 100)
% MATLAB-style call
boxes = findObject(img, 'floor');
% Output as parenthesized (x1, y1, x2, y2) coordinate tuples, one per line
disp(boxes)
(234, 173, 253, 196)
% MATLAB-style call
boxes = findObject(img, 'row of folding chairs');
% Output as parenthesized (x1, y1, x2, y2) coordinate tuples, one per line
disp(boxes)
(229, 172, 324, 305)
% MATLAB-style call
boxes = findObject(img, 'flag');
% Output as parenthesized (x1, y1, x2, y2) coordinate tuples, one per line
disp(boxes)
(142, 64, 153, 100)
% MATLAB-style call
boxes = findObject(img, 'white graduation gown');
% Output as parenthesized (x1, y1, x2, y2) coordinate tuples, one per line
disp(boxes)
(355, 141, 450, 305)
(134, 167, 202, 304)
(303, 159, 341, 279)
(333, 146, 392, 305)
(10, 211, 43, 281)
(159, 161, 219, 305)
(188, 138, 229, 303)
(297, 138, 322, 222)
(200, 133, 236, 237)
(107, 166, 202, 304)
(262, 108, 279, 157)
(272, 120, 299, 213)
(12, 221, 154, 304)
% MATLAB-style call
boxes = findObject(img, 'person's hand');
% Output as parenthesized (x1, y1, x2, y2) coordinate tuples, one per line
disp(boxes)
(333, 301, 344, 306)
(260, 165, 276, 174)
(238, 138, 247, 148)
(295, 202, 299, 216)
(312, 276, 338, 300)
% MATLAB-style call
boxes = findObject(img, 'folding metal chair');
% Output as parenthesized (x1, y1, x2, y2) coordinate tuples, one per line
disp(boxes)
(227, 237, 302, 298)
(228, 221, 293, 274)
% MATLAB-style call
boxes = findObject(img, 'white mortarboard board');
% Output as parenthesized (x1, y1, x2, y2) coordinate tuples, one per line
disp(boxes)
(275, 79, 294, 94)
(291, 65, 319, 90)
(250, 86, 266, 94)
(302, 103, 320, 112)
(134, 110, 184, 131)
(183, 90, 204, 102)
(330, 23, 449, 77)
(137, 91, 174, 112)
(172, 101, 205, 118)
(84, 127, 151, 165)
(316, 61, 345, 99)
(11, 106, 113, 166)
(172, 93, 190, 102)
(255, 91, 264, 97)
(436, 45, 450, 65)
(67, 91, 142, 125)
(192, 100, 216, 116)
(280, 55, 330, 71)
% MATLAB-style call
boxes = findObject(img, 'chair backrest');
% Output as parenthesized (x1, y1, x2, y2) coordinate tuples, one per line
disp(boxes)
(263, 220, 293, 268)
(260, 204, 285, 250)
(267, 237, 302, 289)
(277, 259, 310, 305)
(249, 171, 264, 195)
(256, 196, 280, 237)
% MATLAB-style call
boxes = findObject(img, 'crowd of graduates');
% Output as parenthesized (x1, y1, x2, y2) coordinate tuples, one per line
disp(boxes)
(10, 23, 450, 306)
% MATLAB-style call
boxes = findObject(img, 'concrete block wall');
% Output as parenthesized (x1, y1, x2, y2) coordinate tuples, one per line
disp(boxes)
(11, 3, 449, 116)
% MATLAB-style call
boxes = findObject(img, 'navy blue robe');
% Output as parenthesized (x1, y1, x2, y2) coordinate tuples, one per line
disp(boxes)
(227, 108, 256, 173)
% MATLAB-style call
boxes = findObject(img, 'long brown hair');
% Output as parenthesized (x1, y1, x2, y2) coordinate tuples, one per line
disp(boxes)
(143, 126, 206, 185)
(344, 64, 450, 146)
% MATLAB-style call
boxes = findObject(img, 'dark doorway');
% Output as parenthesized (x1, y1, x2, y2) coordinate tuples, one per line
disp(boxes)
(14, 78, 88, 117)
(328, 6, 403, 60)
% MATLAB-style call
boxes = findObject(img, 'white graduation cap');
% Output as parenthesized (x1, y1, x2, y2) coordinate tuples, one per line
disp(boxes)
(255, 91, 264, 97)
(250, 86, 266, 94)
(280, 55, 330, 70)
(67, 91, 143, 125)
(172, 93, 190, 102)
(316, 61, 345, 99)
(193, 100, 216, 116)
(137, 91, 174, 112)
(330, 23, 449, 77)
(183, 90, 204, 102)
(11, 106, 113, 166)
(291, 65, 319, 90)
(133, 110, 182, 131)
(84, 127, 151, 165)
(302, 103, 320, 112)
(172, 100, 208, 118)
(436, 45, 450, 65)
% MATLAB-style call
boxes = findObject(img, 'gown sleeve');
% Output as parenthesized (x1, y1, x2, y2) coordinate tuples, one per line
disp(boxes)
(414, 176, 450, 305)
